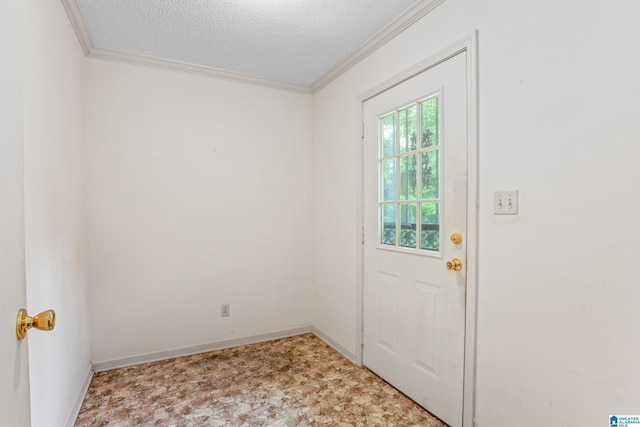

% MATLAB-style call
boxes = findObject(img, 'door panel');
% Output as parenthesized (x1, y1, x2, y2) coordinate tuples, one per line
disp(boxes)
(414, 282, 438, 371)
(0, 3, 31, 426)
(363, 52, 467, 427)
(376, 272, 399, 352)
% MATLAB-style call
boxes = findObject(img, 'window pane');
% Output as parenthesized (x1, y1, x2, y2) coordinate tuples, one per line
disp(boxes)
(399, 154, 416, 200)
(421, 97, 439, 148)
(399, 105, 417, 153)
(382, 159, 396, 201)
(421, 149, 439, 199)
(381, 204, 396, 246)
(399, 203, 417, 248)
(377, 101, 440, 253)
(382, 114, 395, 157)
(420, 203, 440, 251)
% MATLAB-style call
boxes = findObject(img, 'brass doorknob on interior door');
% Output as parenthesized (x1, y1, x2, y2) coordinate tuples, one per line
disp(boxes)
(446, 258, 463, 271)
(16, 308, 55, 340)
(450, 232, 463, 245)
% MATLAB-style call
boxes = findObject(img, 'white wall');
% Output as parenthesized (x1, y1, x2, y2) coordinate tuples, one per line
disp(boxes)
(23, 1, 92, 426)
(312, 0, 640, 425)
(85, 60, 313, 363)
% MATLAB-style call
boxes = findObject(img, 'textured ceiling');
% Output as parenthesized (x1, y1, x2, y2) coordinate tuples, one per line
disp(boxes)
(76, 0, 421, 87)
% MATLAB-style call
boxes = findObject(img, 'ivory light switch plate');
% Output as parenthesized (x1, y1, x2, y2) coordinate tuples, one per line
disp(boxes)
(494, 190, 518, 215)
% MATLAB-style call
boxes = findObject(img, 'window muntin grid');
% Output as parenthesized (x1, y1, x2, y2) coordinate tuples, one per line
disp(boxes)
(379, 94, 441, 253)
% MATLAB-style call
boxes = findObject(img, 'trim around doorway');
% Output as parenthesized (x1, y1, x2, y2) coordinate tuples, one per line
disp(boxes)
(354, 31, 479, 427)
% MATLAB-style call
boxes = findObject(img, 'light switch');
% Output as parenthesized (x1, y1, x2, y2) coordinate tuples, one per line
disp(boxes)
(494, 190, 518, 215)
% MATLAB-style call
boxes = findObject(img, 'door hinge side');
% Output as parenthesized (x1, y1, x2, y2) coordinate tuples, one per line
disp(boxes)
(361, 227, 365, 245)
(361, 122, 365, 140)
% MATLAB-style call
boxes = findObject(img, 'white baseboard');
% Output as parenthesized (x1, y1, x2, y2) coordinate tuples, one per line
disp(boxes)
(92, 325, 314, 372)
(311, 327, 357, 364)
(63, 364, 93, 427)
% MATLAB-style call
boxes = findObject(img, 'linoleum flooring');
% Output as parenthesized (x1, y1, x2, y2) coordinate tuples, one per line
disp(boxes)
(75, 333, 446, 426)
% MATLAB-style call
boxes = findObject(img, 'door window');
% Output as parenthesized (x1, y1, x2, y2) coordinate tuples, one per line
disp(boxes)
(379, 94, 441, 252)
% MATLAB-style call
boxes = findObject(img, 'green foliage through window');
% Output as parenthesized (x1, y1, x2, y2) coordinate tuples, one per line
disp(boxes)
(379, 95, 441, 252)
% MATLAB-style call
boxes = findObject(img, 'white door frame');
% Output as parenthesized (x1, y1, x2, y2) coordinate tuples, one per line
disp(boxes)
(355, 31, 479, 427)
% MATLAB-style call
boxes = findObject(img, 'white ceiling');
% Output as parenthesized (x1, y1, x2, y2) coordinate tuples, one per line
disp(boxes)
(73, 0, 436, 90)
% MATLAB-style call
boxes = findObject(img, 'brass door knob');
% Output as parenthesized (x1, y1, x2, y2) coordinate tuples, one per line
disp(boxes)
(450, 232, 463, 245)
(446, 258, 463, 271)
(16, 309, 55, 340)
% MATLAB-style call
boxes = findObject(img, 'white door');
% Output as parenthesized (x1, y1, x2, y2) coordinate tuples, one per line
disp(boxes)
(1, 3, 32, 426)
(363, 52, 467, 427)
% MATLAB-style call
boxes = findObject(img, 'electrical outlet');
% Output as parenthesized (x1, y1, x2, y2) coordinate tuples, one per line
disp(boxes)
(221, 304, 230, 317)
(494, 190, 518, 215)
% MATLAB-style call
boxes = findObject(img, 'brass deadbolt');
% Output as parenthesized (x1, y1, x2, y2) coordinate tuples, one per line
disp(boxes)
(16, 309, 55, 340)
(450, 233, 463, 245)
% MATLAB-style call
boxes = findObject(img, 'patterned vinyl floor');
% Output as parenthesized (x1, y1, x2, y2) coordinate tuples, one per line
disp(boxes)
(75, 333, 446, 426)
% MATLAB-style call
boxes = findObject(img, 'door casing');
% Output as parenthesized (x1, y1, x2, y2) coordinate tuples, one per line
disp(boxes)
(355, 31, 479, 427)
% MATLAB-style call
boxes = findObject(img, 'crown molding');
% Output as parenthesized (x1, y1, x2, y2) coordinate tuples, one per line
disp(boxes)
(60, 0, 310, 93)
(88, 47, 312, 94)
(309, 0, 446, 93)
(60, 0, 444, 95)
(60, 0, 91, 55)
